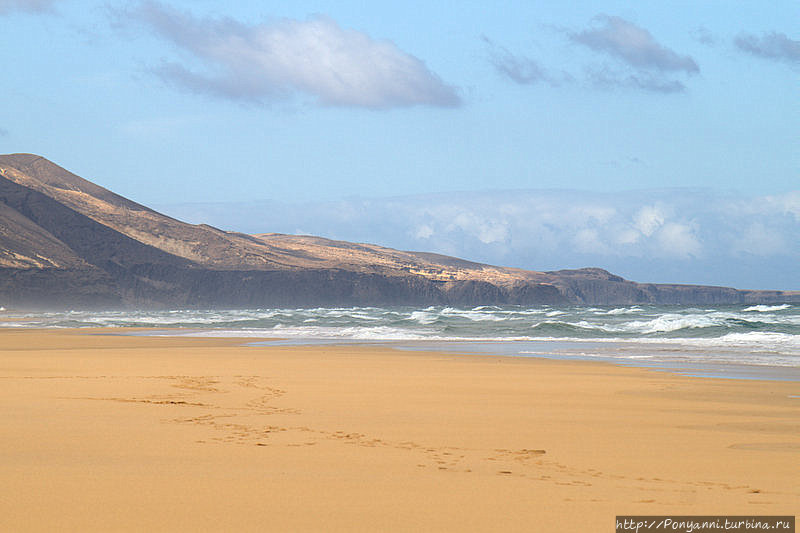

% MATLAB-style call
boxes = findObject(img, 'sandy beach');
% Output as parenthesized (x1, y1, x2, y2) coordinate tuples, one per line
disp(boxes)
(0, 328, 797, 532)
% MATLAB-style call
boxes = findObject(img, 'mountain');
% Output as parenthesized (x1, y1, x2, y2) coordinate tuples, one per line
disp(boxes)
(0, 153, 796, 309)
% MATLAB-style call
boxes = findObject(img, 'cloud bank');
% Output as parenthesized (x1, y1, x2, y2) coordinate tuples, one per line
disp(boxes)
(158, 189, 800, 290)
(124, 1, 460, 109)
(735, 31, 800, 65)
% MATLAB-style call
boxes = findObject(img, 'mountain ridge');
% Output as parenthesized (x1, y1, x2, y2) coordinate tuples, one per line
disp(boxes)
(0, 153, 797, 309)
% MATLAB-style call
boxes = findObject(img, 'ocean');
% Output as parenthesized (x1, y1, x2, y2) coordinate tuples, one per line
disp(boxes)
(3, 304, 799, 380)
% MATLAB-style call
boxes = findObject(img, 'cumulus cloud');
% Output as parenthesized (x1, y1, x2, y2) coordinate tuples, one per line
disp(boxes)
(734, 31, 800, 65)
(123, 1, 460, 109)
(656, 222, 701, 258)
(573, 228, 610, 254)
(571, 15, 698, 92)
(415, 224, 434, 240)
(449, 211, 509, 244)
(634, 205, 665, 236)
(769, 191, 800, 220)
(0, 0, 55, 14)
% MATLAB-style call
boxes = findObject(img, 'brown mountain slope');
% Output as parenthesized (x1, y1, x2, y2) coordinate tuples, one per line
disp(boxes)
(0, 154, 291, 270)
(251, 233, 550, 287)
(0, 153, 797, 309)
(0, 153, 552, 287)
(0, 201, 88, 270)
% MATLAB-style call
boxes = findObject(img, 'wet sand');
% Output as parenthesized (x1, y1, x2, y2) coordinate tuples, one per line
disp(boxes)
(1, 328, 797, 532)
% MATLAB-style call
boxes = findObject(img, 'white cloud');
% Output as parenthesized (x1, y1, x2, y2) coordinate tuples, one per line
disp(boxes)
(573, 228, 610, 254)
(448, 212, 509, 244)
(614, 228, 641, 245)
(414, 224, 434, 240)
(124, 2, 460, 109)
(488, 15, 698, 94)
(570, 15, 699, 93)
(571, 15, 699, 73)
(767, 191, 800, 221)
(733, 222, 786, 256)
(735, 31, 800, 65)
(656, 222, 701, 258)
(634, 205, 665, 236)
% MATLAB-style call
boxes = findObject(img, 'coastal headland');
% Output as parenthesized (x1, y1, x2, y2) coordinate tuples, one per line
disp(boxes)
(2, 153, 797, 309)
(1, 328, 797, 531)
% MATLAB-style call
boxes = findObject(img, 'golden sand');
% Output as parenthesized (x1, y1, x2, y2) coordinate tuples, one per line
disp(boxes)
(0, 329, 797, 531)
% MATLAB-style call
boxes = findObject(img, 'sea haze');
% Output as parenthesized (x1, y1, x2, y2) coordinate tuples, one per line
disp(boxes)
(4, 304, 799, 381)
(157, 188, 800, 290)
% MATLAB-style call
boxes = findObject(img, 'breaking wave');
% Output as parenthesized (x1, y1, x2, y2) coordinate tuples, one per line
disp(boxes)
(2, 304, 798, 370)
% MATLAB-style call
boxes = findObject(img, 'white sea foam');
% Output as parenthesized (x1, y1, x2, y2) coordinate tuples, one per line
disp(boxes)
(409, 310, 438, 324)
(598, 306, 642, 315)
(585, 310, 777, 334)
(4, 304, 799, 370)
(191, 327, 430, 341)
(440, 307, 505, 321)
(173, 327, 800, 358)
(182, 327, 539, 343)
(713, 331, 800, 349)
(742, 304, 791, 312)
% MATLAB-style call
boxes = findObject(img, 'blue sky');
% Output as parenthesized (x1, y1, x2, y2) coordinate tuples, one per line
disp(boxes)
(1, 1, 798, 289)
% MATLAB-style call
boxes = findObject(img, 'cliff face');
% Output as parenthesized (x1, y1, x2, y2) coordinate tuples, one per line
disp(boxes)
(538, 269, 790, 305)
(0, 154, 796, 309)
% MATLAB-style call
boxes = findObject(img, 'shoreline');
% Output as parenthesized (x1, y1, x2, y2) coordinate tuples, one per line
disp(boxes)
(2, 303, 798, 383)
(119, 327, 800, 382)
(261, 338, 800, 382)
(1, 328, 798, 531)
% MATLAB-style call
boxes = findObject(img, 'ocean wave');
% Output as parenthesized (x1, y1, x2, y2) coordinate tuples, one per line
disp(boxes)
(610, 314, 724, 334)
(408, 310, 439, 324)
(183, 327, 540, 343)
(441, 307, 507, 321)
(596, 306, 642, 315)
(742, 304, 791, 312)
(521, 332, 800, 356)
(3, 304, 798, 351)
(161, 328, 800, 361)
(713, 331, 800, 349)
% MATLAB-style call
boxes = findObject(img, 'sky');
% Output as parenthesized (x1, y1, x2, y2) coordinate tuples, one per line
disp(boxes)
(1, 0, 798, 289)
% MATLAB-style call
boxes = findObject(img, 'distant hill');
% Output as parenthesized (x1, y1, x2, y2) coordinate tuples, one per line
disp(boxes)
(0, 153, 796, 309)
